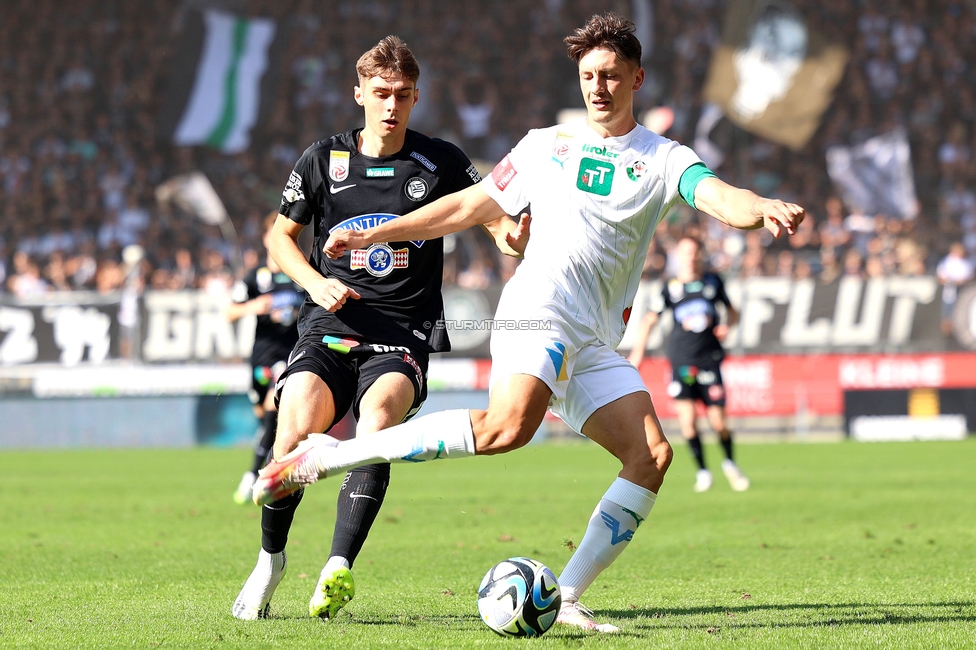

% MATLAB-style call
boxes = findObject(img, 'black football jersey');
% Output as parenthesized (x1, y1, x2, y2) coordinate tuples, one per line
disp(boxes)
(656, 272, 731, 366)
(279, 129, 481, 353)
(232, 265, 303, 366)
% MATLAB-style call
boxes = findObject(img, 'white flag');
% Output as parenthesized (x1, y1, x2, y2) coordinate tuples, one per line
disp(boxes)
(171, 10, 276, 154)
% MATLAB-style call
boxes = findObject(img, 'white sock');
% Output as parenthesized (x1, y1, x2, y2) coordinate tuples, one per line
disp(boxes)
(558, 477, 656, 603)
(258, 548, 286, 574)
(324, 556, 350, 573)
(311, 409, 476, 476)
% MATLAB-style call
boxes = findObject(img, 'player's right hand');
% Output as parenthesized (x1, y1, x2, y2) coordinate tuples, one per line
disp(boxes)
(252, 294, 273, 314)
(307, 277, 360, 312)
(323, 229, 368, 260)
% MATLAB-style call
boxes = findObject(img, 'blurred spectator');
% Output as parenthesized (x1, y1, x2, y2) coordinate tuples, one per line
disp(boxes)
(7, 252, 50, 297)
(452, 78, 497, 161)
(820, 248, 842, 284)
(936, 242, 975, 336)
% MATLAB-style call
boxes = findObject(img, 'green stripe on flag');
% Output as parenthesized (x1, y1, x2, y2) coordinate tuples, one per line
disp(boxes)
(206, 18, 248, 148)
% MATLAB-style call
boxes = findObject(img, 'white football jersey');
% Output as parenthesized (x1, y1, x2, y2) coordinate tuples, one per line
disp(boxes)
(483, 119, 702, 348)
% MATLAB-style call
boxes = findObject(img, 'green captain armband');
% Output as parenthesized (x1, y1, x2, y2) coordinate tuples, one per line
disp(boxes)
(678, 163, 717, 210)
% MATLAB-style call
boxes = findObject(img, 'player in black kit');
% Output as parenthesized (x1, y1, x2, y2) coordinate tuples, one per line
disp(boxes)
(227, 211, 303, 505)
(232, 36, 528, 621)
(628, 236, 749, 493)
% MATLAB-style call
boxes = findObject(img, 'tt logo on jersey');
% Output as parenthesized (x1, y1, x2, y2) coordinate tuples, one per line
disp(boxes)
(577, 157, 614, 196)
(329, 214, 425, 248)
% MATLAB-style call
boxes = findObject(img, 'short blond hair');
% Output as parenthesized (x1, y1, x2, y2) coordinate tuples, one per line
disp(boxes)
(356, 36, 420, 84)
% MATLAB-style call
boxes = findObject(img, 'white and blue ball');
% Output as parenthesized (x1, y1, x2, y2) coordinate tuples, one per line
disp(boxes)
(477, 557, 561, 637)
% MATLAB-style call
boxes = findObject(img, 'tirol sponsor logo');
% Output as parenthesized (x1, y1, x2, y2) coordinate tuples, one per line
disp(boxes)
(329, 213, 424, 248)
(577, 157, 614, 196)
(491, 155, 517, 191)
(329, 150, 350, 182)
(366, 167, 395, 178)
(581, 144, 619, 159)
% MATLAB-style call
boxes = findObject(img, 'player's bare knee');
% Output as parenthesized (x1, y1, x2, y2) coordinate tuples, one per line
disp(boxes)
(653, 439, 674, 473)
(355, 411, 396, 436)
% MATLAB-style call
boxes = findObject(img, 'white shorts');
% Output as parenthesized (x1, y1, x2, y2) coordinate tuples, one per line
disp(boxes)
(488, 306, 647, 434)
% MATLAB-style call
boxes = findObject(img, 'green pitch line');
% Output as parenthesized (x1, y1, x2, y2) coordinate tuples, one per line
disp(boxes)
(0, 438, 974, 648)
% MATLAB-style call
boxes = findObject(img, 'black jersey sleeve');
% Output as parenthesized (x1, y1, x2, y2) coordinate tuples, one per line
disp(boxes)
(279, 146, 320, 226)
(437, 139, 482, 194)
(711, 273, 732, 308)
(658, 281, 672, 314)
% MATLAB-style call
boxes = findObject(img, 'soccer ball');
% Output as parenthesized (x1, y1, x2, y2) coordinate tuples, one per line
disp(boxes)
(477, 557, 561, 637)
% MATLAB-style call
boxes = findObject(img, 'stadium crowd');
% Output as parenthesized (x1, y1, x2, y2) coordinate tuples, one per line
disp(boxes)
(1, 0, 975, 298)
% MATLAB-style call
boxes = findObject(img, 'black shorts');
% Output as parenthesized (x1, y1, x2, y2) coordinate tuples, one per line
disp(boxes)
(276, 328, 428, 431)
(667, 363, 726, 406)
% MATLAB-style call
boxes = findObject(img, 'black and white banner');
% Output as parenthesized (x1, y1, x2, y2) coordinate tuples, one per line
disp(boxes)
(826, 129, 919, 220)
(0, 294, 121, 366)
(159, 8, 280, 154)
(1, 278, 975, 367)
(703, 0, 848, 150)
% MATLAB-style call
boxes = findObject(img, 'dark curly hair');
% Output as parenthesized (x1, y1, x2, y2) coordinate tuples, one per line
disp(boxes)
(564, 12, 642, 67)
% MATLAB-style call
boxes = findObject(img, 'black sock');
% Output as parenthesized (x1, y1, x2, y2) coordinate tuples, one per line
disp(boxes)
(719, 430, 734, 462)
(251, 411, 278, 474)
(330, 463, 391, 568)
(261, 488, 304, 554)
(687, 434, 706, 470)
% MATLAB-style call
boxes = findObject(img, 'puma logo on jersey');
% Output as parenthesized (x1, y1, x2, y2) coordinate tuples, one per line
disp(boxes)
(330, 183, 357, 194)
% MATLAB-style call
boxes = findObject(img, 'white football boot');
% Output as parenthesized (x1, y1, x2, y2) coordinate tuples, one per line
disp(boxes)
(693, 468, 713, 492)
(722, 459, 750, 491)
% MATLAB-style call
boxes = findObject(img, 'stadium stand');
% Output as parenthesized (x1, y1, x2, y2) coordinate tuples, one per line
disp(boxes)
(1, 0, 975, 297)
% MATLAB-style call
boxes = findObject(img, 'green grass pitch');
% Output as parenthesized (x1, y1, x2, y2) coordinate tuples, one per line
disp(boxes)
(1, 438, 974, 648)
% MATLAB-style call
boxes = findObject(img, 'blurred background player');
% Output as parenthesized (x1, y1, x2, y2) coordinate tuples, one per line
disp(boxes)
(226, 211, 303, 504)
(628, 236, 748, 492)
(231, 36, 525, 621)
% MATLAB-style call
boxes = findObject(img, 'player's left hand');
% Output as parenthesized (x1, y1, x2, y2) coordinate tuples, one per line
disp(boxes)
(503, 213, 531, 258)
(757, 199, 805, 237)
(324, 229, 368, 260)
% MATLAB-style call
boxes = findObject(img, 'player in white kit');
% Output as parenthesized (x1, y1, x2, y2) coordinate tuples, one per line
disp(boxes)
(252, 12, 805, 633)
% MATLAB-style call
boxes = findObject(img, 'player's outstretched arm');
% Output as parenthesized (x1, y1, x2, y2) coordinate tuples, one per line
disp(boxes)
(226, 294, 272, 322)
(324, 183, 506, 259)
(693, 177, 805, 237)
(270, 215, 360, 312)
